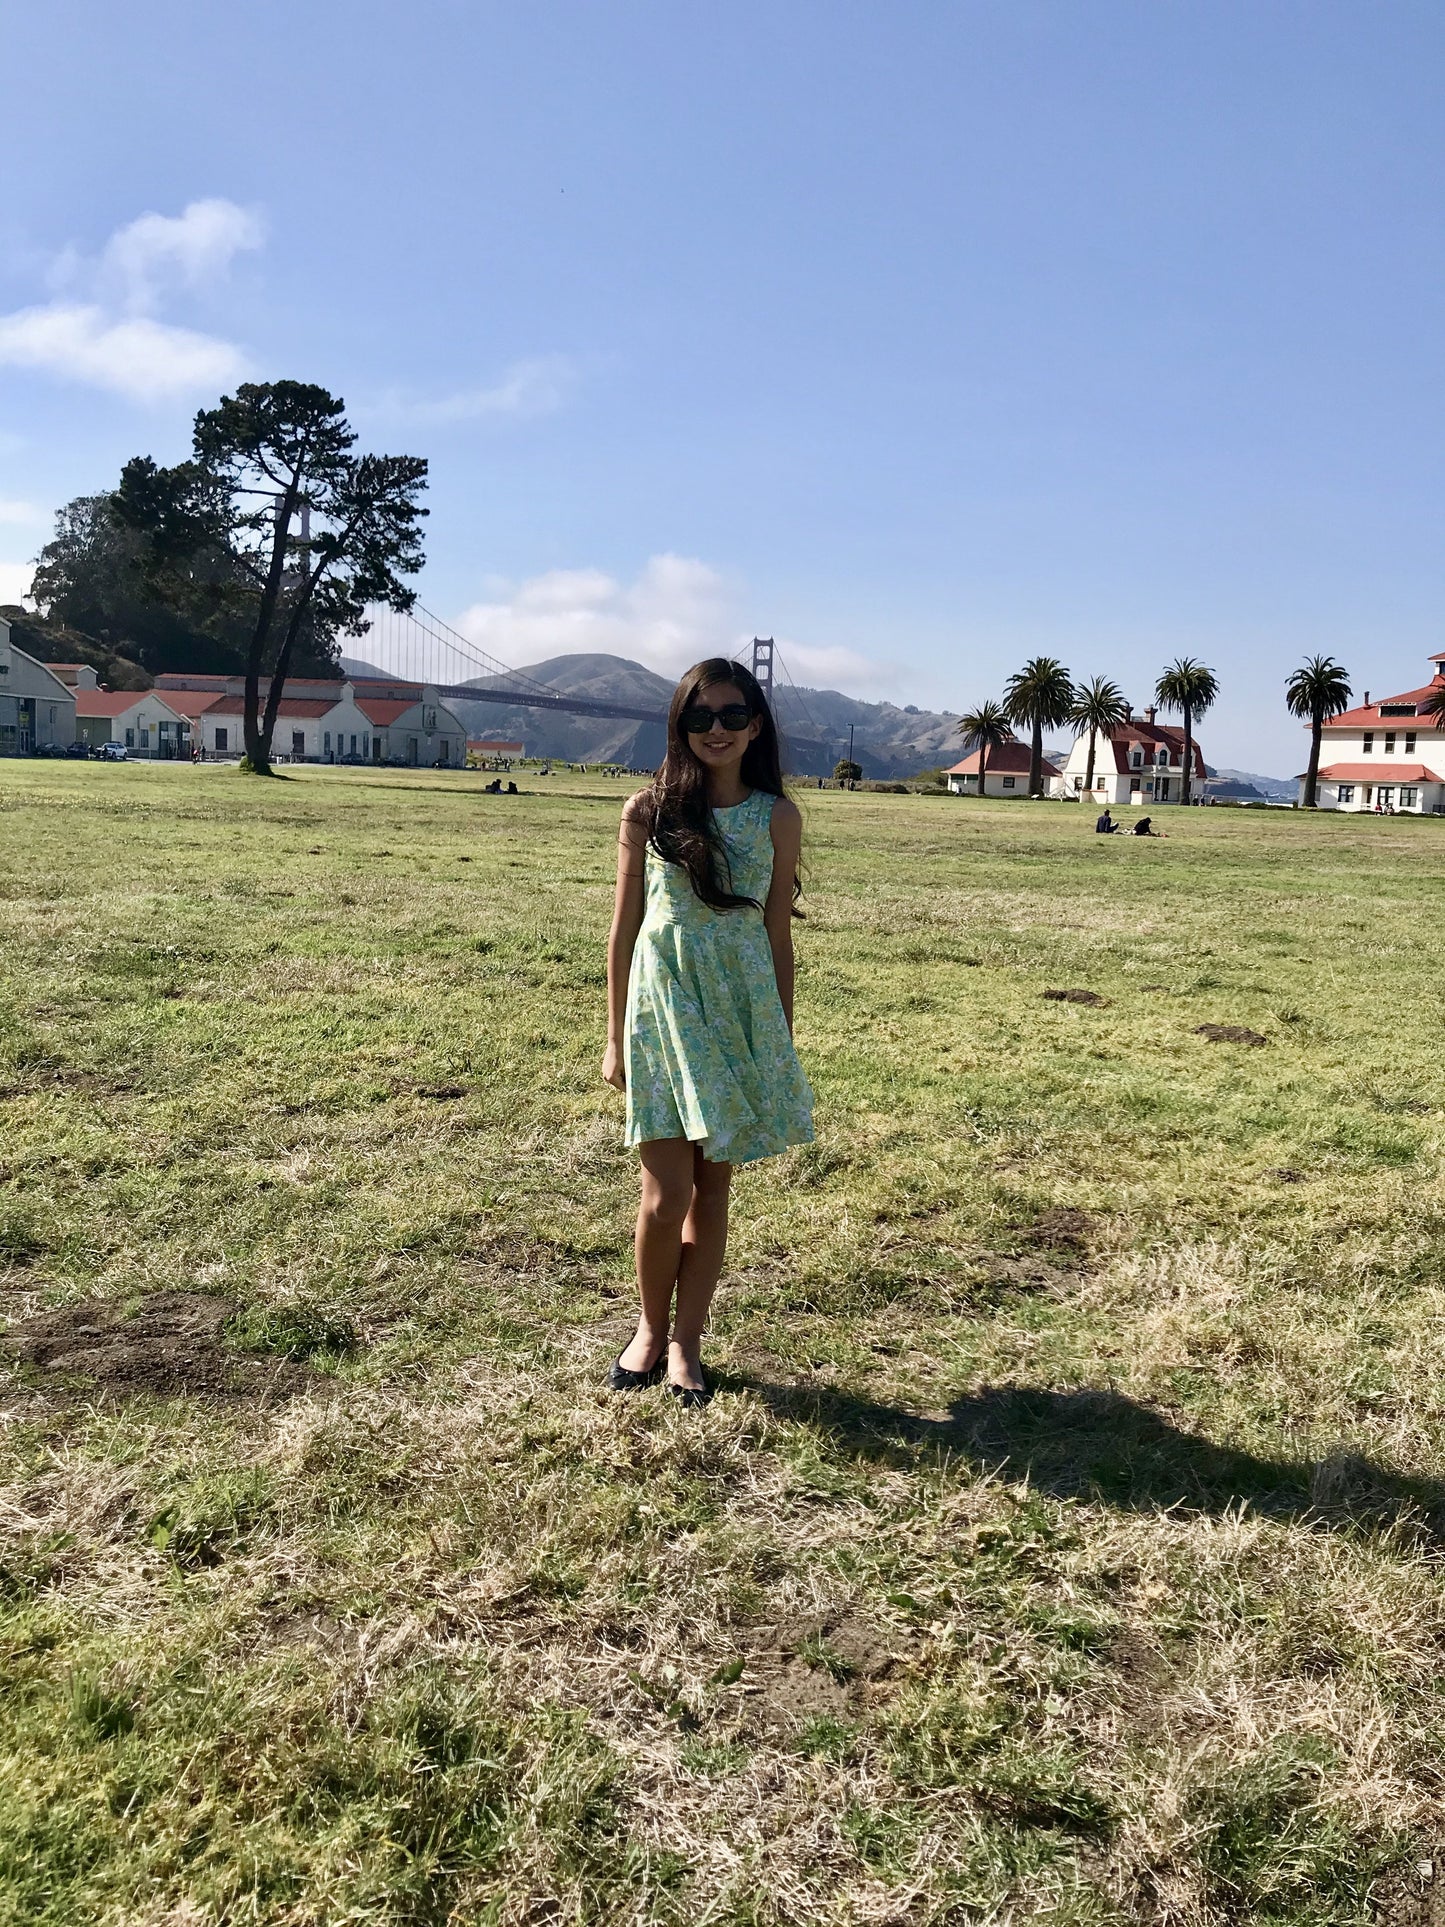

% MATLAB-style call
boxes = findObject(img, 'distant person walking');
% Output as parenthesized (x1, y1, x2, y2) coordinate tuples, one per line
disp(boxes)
(602, 658, 814, 1406)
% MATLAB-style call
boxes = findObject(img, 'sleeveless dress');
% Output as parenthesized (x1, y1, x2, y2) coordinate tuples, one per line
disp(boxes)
(624, 790, 815, 1165)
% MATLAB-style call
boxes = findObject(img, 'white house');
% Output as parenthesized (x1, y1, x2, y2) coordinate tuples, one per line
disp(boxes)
(946, 740, 1060, 796)
(74, 686, 193, 757)
(0, 618, 77, 754)
(1298, 652, 1445, 813)
(1051, 708, 1208, 805)
(150, 673, 467, 765)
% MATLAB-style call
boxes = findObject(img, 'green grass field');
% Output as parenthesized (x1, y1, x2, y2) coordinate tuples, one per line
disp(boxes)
(3, 760, 1444, 1925)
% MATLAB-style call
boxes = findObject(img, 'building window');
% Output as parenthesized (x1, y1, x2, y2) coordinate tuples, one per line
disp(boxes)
(1129, 776, 1141, 791)
(291, 731, 305, 756)
(350, 734, 358, 755)
(139, 727, 149, 746)
(1002, 776, 1015, 789)
(362, 733, 370, 756)
(1130, 749, 1143, 767)
(125, 728, 135, 747)
(1400, 787, 1418, 809)
(1384, 732, 1396, 754)
(1362, 732, 1373, 753)
(424, 707, 437, 732)
(1378, 788, 1395, 808)
(1405, 732, 1417, 754)
(324, 731, 331, 753)
(1337, 785, 1355, 803)
(215, 727, 228, 752)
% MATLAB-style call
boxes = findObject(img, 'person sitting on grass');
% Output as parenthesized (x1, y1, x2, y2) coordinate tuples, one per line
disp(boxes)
(1132, 814, 1166, 836)
(1095, 808, 1118, 834)
(602, 658, 814, 1407)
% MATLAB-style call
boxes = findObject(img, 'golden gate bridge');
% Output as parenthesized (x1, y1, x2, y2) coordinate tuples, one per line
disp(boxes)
(350, 604, 821, 739)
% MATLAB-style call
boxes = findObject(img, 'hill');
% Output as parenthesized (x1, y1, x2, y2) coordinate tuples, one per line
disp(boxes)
(440, 652, 964, 776)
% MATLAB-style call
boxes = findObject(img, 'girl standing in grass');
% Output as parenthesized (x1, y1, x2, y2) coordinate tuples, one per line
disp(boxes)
(602, 659, 814, 1406)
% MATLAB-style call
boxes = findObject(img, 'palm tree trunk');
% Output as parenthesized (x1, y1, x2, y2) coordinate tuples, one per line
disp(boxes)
(1083, 727, 1097, 795)
(1029, 718, 1043, 797)
(978, 741, 988, 796)
(1304, 712, 1322, 808)
(1180, 702, 1193, 806)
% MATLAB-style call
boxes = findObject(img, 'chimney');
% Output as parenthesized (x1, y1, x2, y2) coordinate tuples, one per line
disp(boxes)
(1144, 705, 1157, 725)
(1363, 691, 1370, 706)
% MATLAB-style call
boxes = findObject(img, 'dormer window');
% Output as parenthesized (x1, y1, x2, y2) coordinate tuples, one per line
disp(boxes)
(1130, 748, 1143, 768)
(1156, 748, 1168, 767)
(1362, 732, 1374, 754)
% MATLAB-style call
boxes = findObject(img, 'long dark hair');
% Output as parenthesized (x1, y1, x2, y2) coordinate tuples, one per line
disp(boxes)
(636, 657, 794, 912)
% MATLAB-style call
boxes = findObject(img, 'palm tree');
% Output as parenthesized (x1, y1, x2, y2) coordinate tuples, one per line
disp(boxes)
(1286, 656, 1353, 807)
(1003, 657, 1075, 797)
(1154, 657, 1219, 806)
(1068, 677, 1130, 798)
(954, 700, 1014, 798)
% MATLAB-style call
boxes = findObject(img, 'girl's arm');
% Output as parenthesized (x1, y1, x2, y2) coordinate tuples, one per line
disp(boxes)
(764, 795, 803, 1033)
(602, 795, 649, 1089)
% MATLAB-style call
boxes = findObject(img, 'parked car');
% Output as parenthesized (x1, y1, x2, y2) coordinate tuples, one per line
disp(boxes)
(96, 742, 128, 761)
(35, 742, 68, 758)
(64, 741, 92, 758)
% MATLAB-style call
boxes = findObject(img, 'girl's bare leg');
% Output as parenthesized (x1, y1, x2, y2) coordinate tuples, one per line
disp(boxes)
(618, 1138, 696, 1373)
(669, 1148, 732, 1391)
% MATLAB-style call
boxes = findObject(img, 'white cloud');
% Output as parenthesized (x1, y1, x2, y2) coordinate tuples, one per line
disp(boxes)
(372, 355, 577, 426)
(434, 553, 891, 697)
(0, 560, 34, 604)
(0, 199, 261, 404)
(0, 304, 249, 403)
(0, 498, 45, 527)
(99, 199, 264, 313)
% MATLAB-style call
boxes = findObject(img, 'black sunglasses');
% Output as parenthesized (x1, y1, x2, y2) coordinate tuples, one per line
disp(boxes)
(680, 702, 753, 734)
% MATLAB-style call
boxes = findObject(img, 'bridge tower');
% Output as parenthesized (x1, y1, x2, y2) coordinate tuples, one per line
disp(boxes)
(750, 636, 775, 702)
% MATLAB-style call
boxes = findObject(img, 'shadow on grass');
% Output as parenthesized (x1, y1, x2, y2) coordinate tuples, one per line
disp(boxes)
(739, 1379, 1445, 1539)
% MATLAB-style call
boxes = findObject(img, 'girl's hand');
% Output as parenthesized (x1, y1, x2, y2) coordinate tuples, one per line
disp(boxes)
(602, 1040, 626, 1090)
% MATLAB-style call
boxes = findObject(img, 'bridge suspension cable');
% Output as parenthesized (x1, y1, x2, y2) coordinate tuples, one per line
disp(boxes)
(354, 602, 562, 698)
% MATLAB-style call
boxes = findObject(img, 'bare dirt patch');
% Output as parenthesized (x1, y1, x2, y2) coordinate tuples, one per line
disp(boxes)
(1043, 988, 1108, 1006)
(1195, 1024, 1268, 1046)
(1, 1291, 308, 1402)
(742, 1611, 900, 1730)
(1019, 1206, 1094, 1252)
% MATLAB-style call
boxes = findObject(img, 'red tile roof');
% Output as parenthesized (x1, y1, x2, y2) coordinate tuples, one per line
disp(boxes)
(201, 696, 344, 718)
(947, 741, 1058, 777)
(74, 689, 182, 718)
(1326, 680, 1445, 729)
(1100, 723, 1208, 778)
(155, 688, 228, 717)
(1315, 762, 1443, 783)
(355, 697, 417, 725)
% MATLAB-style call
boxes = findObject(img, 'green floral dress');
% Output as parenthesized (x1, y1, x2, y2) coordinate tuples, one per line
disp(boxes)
(624, 790, 815, 1165)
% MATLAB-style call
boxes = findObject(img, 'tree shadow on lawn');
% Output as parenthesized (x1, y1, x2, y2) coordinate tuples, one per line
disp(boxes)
(739, 1379, 1445, 1541)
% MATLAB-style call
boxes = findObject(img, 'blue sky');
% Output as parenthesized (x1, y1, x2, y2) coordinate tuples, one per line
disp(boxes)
(2, 1, 1441, 770)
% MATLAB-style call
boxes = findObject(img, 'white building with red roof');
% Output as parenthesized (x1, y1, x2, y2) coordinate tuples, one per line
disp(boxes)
(74, 686, 194, 757)
(1051, 706, 1208, 806)
(946, 739, 1060, 797)
(1298, 652, 1445, 813)
(152, 674, 466, 765)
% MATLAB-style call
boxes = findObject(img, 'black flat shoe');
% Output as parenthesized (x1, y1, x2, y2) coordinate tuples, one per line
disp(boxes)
(666, 1376, 712, 1409)
(608, 1350, 664, 1391)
